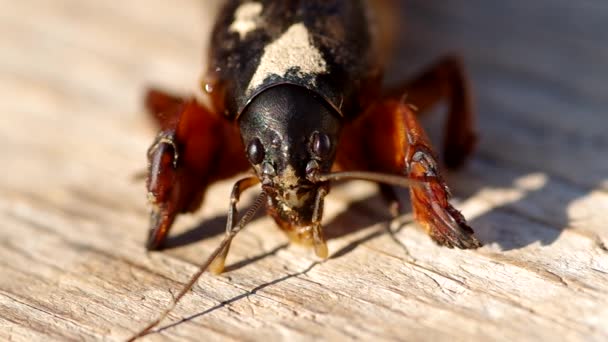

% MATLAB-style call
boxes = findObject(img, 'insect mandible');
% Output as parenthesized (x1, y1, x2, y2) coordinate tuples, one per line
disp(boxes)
(134, 0, 480, 338)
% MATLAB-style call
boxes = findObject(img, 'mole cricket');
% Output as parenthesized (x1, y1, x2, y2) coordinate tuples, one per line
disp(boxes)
(132, 0, 480, 338)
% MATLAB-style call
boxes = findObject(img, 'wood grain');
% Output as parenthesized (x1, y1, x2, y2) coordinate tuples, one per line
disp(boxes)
(1, 0, 607, 341)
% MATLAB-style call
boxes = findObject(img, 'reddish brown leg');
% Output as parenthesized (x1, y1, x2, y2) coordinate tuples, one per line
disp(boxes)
(336, 99, 480, 249)
(387, 55, 477, 169)
(145, 89, 184, 127)
(144, 88, 249, 250)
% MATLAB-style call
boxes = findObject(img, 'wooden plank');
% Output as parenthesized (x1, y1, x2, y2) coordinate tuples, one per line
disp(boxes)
(0, 0, 606, 341)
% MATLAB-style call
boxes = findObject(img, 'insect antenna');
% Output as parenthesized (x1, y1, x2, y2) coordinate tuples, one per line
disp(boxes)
(128, 191, 267, 341)
(314, 171, 434, 188)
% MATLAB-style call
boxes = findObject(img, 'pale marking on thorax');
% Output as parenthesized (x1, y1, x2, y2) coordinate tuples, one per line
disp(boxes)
(229, 2, 263, 39)
(247, 22, 328, 93)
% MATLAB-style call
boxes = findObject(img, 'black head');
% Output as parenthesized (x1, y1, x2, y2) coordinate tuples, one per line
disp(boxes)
(239, 84, 341, 225)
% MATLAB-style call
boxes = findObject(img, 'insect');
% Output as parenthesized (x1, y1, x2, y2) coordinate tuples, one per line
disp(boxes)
(132, 0, 480, 338)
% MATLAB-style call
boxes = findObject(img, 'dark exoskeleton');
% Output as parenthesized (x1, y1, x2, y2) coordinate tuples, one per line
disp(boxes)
(133, 0, 481, 338)
(146, 0, 480, 270)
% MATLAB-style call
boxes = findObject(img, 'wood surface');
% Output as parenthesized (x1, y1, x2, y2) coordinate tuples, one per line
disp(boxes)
(1, 0, 607, 341)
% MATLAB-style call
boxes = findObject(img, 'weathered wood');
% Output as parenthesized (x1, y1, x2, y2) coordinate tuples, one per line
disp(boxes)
(1, 0, 607, 341)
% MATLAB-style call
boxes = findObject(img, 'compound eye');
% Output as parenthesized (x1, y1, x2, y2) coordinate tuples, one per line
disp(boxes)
(247, 138, 265, 165)
(311, 132, 331, 159)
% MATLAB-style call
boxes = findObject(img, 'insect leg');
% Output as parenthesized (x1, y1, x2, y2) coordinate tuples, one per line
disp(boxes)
(144, 88, 185, 128)
(145, 90, 249, 250)
(386, 55, 477, 169)
(336, 100, 481, 249)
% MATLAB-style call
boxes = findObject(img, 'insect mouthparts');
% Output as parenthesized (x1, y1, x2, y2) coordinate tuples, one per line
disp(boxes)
(262, 162, 276, 177)
(260, 162, 276, 185)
